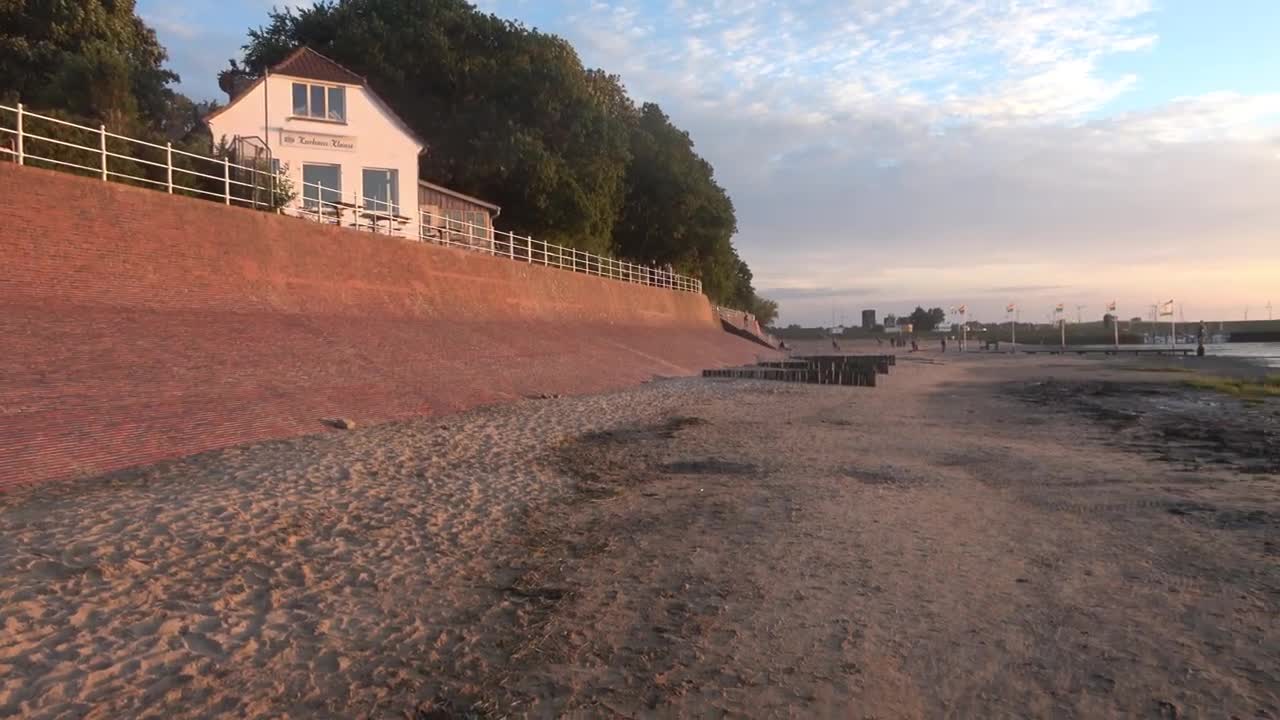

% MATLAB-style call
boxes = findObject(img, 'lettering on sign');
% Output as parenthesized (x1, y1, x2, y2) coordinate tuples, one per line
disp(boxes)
(279, 131, 357, 152)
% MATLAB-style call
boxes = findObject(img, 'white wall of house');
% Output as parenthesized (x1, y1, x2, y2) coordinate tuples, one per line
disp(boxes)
(207, 74, 423, 229)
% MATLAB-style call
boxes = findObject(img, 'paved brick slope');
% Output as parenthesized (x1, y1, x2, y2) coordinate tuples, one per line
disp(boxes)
(0, 164, 771, 489)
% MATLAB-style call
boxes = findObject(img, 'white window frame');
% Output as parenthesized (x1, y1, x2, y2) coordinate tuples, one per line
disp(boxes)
(301, 162, 343, 211)
(291, 82, 348, 123)
(467, 210, 491, 242)
(444, 208, 467, 235)
(361, 167, 400, 216)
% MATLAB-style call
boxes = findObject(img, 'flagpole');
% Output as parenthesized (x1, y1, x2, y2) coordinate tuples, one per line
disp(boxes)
(1007, 306, 1013, 353)
(1106, 301, 1119, 349)
(1053, 304, 1064, 350)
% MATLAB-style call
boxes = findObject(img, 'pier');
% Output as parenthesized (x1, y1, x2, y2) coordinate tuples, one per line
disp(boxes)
(703, 354, 895, 387)
(1018, 348, 1199, 356)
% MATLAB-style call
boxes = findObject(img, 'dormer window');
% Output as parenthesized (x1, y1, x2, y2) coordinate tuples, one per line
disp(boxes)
(291, 82, 346, 122)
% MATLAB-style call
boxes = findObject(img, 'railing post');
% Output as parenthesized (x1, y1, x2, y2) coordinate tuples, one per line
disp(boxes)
(223, 156, 230, 205)
(165, 142, 173, 193)
(99, 124, 107, 180)
(15, 103, 23, 165)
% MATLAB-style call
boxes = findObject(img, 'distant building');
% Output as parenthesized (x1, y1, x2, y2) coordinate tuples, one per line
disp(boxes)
(861, 309, 876, 329)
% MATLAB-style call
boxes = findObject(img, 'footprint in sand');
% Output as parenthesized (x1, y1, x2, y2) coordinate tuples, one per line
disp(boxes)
(181, 632, 225, 658)
(314, 651, 342, 673)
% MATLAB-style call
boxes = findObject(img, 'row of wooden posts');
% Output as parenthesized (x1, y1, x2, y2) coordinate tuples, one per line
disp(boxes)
(702, 355, 895, 387)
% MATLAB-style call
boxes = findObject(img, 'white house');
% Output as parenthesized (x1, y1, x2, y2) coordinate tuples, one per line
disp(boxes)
(205, 47, 428, 232)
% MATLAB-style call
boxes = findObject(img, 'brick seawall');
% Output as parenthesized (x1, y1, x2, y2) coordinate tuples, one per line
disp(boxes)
(0, 164, 772, 489)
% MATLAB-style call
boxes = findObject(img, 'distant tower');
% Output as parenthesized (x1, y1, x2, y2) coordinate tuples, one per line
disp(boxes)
(861, 309, 876, 329)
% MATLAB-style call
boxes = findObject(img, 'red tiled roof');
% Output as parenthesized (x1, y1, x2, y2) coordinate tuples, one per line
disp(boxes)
(270, 47, 366, 85)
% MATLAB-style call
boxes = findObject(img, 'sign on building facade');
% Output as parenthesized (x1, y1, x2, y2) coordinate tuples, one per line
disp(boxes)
(279, 131, 358, 152)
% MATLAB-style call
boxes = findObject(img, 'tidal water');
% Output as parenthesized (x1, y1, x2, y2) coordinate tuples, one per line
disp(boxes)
(1051, 341, 1280, 368)
(1200, 342, 1280, 368)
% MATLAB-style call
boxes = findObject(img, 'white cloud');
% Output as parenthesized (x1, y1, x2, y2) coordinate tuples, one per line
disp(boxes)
(535, 0, 1280, 322)
(1106, 93, 1280, 143)
(551, 0, 1170, 143)
(144, 6, 200, 40)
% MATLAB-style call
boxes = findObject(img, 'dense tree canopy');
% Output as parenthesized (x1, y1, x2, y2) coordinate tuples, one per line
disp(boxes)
(908, 307, 947, 331)
(0, 0, 185, 133)
(615, 104, 741, 300)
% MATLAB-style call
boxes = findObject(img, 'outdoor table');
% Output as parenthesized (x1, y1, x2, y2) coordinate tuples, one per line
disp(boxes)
(358, 211, 412, 234)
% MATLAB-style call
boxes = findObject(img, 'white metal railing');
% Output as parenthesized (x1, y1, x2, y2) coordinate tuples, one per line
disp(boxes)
(0, 102, 703, 295)
(0, 103, 281, 211)
(416, 209, 698, 292)
(715, 305, 780, 347)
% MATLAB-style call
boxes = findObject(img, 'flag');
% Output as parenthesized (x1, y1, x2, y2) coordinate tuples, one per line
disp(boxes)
(1106, 300, 1117, 312)
(1006, 303, 1016, 313)
(1055, 303, 1064, 313)
(1159, 299, 1174, 317)
(958, 304, 967, 314)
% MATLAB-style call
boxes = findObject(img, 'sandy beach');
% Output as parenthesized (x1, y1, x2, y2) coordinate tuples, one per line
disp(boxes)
(2, 348, 1277, 718)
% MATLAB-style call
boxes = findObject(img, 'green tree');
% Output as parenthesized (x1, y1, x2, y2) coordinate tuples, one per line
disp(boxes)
(908, 306, 947, 331)
(0, 0, 217, 197)
(750, 296, 779, 327)
(0, 0, 181, 131)
(611, 103, 776, 309)
(614, 104, 734, 262)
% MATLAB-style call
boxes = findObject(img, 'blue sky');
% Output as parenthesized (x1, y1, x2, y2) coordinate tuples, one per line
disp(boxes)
(1098, 0, 1280, 113)
(141, 0, 1280, 324)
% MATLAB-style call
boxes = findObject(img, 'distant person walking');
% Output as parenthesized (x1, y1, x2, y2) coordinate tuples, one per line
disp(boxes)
(831, 337, 841, 352)
(941, 338, 947, 353)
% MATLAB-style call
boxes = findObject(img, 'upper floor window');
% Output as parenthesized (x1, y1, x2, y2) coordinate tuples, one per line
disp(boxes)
(291, 82, 346, 122)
